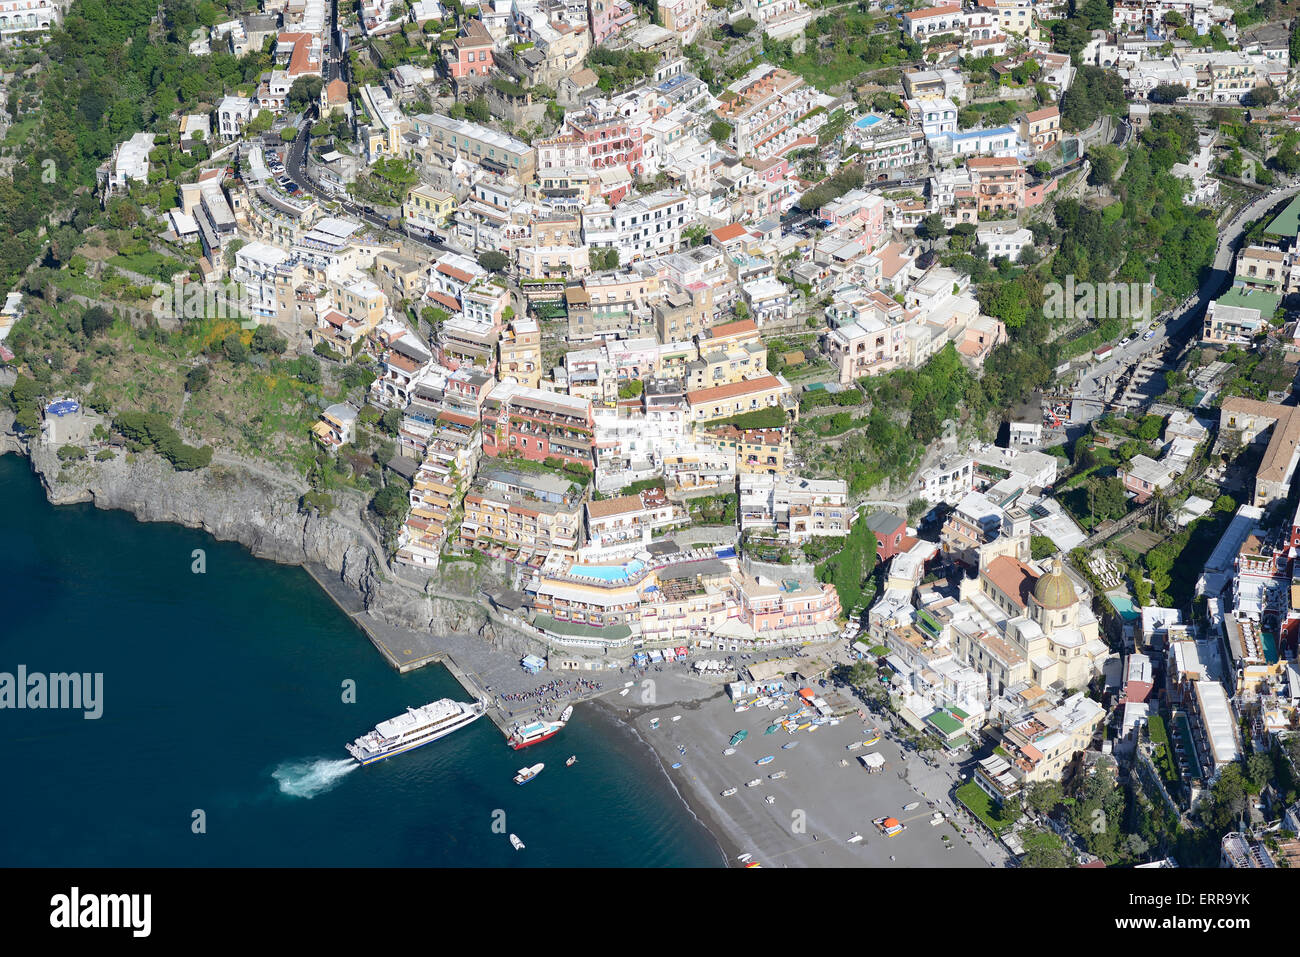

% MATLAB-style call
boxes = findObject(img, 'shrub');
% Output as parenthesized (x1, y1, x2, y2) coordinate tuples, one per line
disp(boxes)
(113, 411, 213, 471)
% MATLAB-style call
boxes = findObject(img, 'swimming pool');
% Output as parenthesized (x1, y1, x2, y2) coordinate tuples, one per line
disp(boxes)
(569, 559, 646, 582)
(854, 115, 883, 130)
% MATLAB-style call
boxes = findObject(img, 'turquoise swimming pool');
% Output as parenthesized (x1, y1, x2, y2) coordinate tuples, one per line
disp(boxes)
(569, 559, 646, 582)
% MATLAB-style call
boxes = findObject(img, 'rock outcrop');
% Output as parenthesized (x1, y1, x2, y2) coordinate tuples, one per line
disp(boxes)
(21, 440, 499, 643)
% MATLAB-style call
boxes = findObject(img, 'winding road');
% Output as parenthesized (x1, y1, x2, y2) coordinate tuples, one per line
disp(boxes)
(1073, 182, 1300, 404)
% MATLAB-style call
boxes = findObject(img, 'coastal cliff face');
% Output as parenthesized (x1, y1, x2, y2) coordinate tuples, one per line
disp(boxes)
(19, 438, 498, 647)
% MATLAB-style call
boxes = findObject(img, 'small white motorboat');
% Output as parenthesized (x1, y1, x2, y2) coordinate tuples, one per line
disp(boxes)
(618, 688, 629, 697)
(671, 715, 682, 722)
(513, 763, 544, 785)
(509, 834, 525, 850)
(745, 778, 762, 788)
(723, 747, 736, 755)
(721, 787, 738, 797)
(847, 833, 863, 844)
(565, 755, 577, 767)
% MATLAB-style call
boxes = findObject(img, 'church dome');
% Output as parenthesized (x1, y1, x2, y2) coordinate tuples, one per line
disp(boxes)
(1033, 558, 1076, 610)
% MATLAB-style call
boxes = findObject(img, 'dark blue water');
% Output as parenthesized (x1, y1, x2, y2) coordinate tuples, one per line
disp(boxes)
(0, 453, 721, 866)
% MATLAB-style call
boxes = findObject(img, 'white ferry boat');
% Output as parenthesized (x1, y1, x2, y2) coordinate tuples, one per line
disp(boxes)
(514, 763, 545, 784)
(346, 698, 486, 765)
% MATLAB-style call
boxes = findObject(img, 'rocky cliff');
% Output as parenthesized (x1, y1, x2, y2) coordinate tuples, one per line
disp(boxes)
(19, 437, 500, 646)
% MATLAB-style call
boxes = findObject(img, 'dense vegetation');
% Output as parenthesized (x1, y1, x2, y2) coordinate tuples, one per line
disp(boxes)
(0, 0, 270, 288)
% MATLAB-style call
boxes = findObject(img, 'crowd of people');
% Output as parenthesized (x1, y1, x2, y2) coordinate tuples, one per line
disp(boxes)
(497, 677, 603, 717)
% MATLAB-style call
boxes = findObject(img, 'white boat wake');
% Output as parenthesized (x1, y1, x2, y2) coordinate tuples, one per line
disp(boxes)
(272, 758, 358, 799)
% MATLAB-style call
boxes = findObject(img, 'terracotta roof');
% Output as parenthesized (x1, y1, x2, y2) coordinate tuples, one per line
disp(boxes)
(1025, 106, 1060, 123)
(706, 318, 758, 339)
(711, 223, 748, 243)
(905, 3, 962, 18)
(436, 262, 476, 284)
(324, 78, 349, 104)
(983, 555, 1039, 610)
(687, 374, 784, 405)
(586, 493, 647, 519)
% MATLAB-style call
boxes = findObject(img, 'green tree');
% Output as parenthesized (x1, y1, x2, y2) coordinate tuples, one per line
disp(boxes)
(478, 251, 509, 273)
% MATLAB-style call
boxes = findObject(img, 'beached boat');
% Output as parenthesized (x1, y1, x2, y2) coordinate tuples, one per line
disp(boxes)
(649, 718, 660, 730)
(764, 724, 780, 735)
(566, 755, 577, 767)
(846, 741, 863, 751)
(513, 763, 544, 785)
(624, 681, 635, 688)
(744, 862, 762, 868)
(903, 801, 920, 812)
(509, 833, 525, 850)
(671, 762, 682, 769)
(847, 833, 863, 844)
(768, 770, 787, 780)
(737, 853, 753, 862)
(729, 730, 748, 747)
(346, 697, 486, 765)
(506, 705, 573, 752)
(782, 741, 799, 750)
(618, 688, 629, 697)
(745, 778, 762, 788)
(723, 747, 736, 755)
(764, 795, 775, 805)
(671, 715, 681, 722)
(756, 755, 775, 766)
(734, 705, 749, 713)
(862, 729, 881, 746)
(721, 787, 738, 797)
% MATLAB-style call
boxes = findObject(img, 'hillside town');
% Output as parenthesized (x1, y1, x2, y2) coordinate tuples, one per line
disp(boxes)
(10, 0, 1300, 871)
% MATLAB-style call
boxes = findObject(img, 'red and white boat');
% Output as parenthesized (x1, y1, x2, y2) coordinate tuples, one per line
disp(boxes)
(507, 705, 573, 750)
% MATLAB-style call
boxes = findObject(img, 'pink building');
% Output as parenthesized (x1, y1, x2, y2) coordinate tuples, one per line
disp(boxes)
(588, 0, 631, 44)
(737, 574, 841, 635)
(538, 99, 645, 179)
(446, 20, 494, 79)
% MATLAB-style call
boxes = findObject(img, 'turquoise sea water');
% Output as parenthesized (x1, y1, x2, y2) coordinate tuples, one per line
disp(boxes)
(0, 454, 721, 867)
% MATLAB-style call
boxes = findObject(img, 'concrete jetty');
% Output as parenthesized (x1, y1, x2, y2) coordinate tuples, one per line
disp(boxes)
(305, 563, 611, 739)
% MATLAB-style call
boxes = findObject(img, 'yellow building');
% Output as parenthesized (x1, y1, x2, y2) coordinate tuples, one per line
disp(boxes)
(404, 183, 457, 232)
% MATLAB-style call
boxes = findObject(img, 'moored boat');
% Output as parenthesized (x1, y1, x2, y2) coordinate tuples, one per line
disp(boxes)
(566, 755, 577, 767)
(507, 705, 573, 750)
